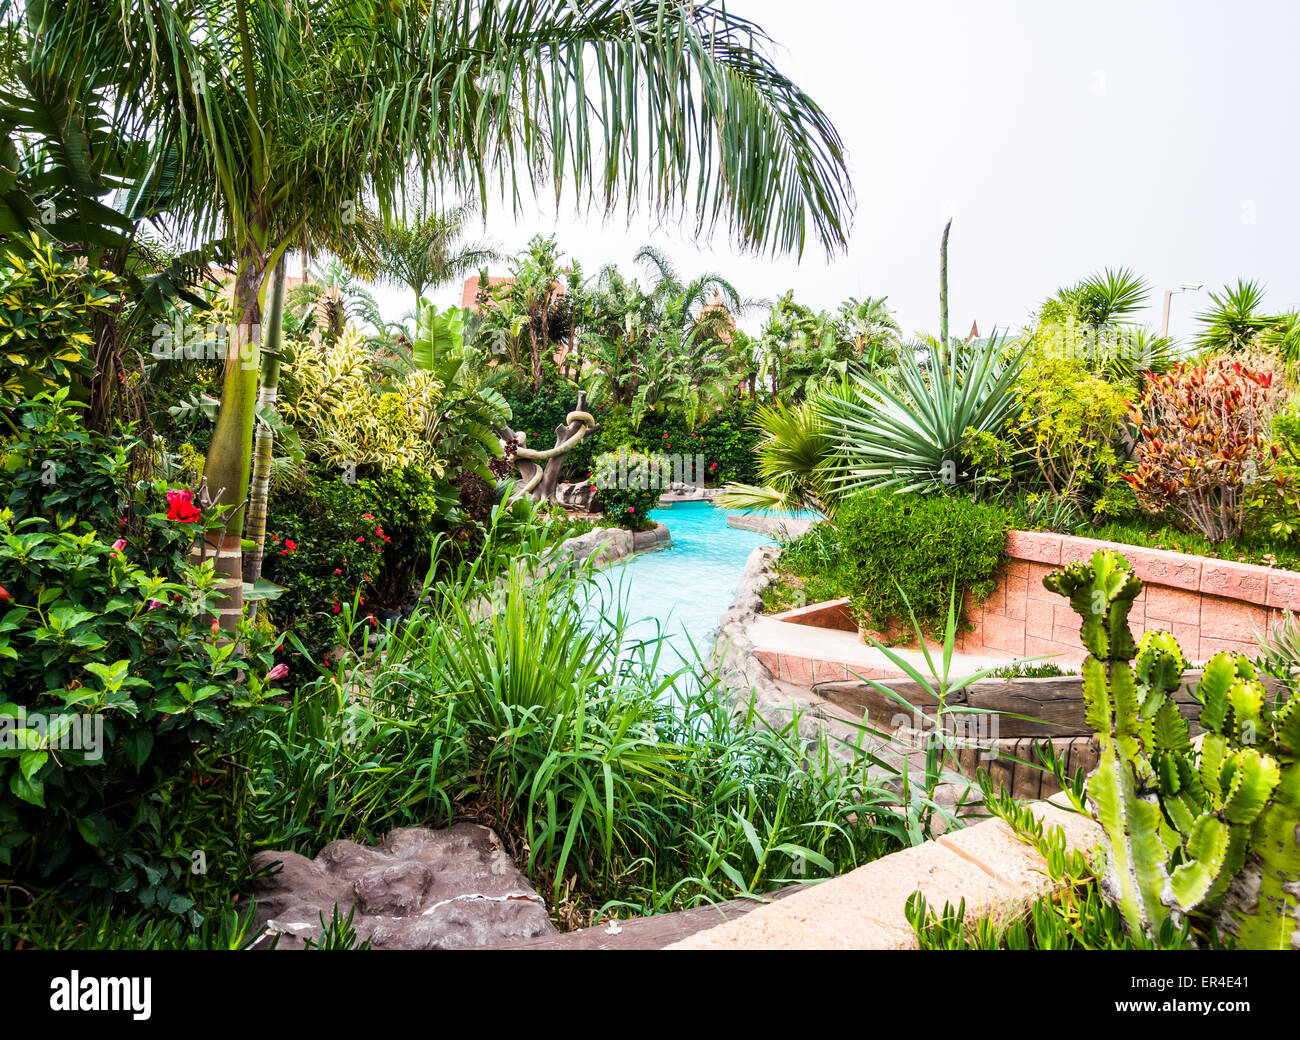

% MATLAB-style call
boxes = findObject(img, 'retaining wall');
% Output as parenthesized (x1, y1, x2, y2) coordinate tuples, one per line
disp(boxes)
(952, 531, 1300, 666)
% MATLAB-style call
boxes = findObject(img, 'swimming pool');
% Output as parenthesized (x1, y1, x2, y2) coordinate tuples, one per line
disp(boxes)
(584, 501, 791, 675)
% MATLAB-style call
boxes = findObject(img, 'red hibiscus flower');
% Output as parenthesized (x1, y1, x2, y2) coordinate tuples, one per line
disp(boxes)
(165, 488, 202, 523)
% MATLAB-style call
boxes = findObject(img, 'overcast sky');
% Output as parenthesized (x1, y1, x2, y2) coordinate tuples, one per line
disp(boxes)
(363, 0, 1300, 342)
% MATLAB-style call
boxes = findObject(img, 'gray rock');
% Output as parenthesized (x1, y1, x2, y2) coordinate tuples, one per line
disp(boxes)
(247, 823, 557, 950)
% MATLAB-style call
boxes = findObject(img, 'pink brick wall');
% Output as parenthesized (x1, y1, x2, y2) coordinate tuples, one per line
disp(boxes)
(953, 531, 1300, 666)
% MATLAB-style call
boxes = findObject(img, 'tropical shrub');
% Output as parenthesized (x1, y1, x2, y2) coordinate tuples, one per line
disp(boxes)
(718, 395, 839, 517)
(1007, 354, 1132, 504)
(279, 326, 444, 474)
(1123, 359, 1287, 541)
(824, 334, 1027, 496)
(837, 491, 1015, 637)
(591, 450, 663, 529)
(0, 235, 117, 409)
(0, 395, 280, 910)
(262, 463, 444, 672)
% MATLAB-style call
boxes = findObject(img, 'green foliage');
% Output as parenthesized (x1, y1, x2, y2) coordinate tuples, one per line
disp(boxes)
(262, 463, 446, 674)
(1007, 353, 1131, 502)
(761, 523, 855, 612)
(1043, 550, 1300, 949)
(591, 449, 664, 529)
(824, 333, 1028, 495)
(837, 491, 1014, 637)
(717, 394, 837, 517)
(0, 235, 118, 409)
(1196, 279, 1278, 354)
(0, 395, 278, 910)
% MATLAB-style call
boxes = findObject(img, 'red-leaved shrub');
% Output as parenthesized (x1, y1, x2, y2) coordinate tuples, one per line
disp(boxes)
(1122, 359, 1288, 541)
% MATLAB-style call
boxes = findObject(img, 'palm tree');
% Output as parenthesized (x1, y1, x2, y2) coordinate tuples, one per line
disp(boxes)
(369, 201, 499, 318)
(838, 295, 901, 369)
(27, 0, 852, 626)
(1196, 279, 1278, 354)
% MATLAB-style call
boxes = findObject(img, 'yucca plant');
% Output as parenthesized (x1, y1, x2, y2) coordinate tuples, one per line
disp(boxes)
(1196, 279, 1279, 354)
(823, 333, 1028, 495)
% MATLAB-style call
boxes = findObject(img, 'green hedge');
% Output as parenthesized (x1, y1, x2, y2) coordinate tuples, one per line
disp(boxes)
(838, 491, 1014, 638)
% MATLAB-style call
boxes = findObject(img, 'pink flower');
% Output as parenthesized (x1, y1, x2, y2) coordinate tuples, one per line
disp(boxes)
(267, 663, 289, 681)
(362, 513, 375, 520)
(627, 506, 634, 513)
(333, 568, 342, 575)
(357, 536, 365, 544)
(210, 618, 220, 638)
(112, 538, 127, 552)
(147, 599, 163, 611)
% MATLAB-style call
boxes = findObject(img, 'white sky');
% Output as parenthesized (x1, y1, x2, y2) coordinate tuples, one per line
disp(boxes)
(363, 0, 1300, 342)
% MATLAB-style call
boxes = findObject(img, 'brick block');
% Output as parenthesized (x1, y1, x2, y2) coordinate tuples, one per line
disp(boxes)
(1005, 530, 1062, 565)
(977, 612, 1026, 655)
(1266, 570, 1300, 613)
(1198, 596, 1269, 644)
(1026, 563, 1060, 602)
(1198, 636, 1259, 659)
(1004, 575, 1029, 620)
(1200, 560, 1271, 605)
(1003, 558, 1030, 578)
(1144, 585, 1202, 626)
(1122, 547, 1202, 591)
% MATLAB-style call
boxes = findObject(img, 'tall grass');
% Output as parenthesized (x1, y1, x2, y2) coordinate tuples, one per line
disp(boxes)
(6, 508, 908, 945)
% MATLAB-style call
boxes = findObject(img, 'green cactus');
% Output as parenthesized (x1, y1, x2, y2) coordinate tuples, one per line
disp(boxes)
(1045, 548, 1300, 948)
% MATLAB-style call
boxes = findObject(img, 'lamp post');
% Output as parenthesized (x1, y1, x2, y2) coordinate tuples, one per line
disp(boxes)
(1160, 282, 1204, 339)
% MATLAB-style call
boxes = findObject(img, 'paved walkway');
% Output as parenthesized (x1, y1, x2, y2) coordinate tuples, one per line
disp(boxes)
(748, 615, 1016, 684)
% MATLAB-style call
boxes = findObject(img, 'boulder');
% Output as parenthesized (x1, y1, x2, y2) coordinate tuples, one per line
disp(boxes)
(247, 823, 556, 950)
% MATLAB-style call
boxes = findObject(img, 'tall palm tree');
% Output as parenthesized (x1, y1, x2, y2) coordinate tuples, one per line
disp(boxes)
(24, 0, 853, 626)
(369, 201, 499, 317)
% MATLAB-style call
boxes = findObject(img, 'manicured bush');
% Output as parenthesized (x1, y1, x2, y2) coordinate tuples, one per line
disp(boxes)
(1124, 360, 1288, 541)
(837, 491, 1015, 637)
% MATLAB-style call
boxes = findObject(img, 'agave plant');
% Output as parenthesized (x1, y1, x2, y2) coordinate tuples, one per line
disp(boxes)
(823, 333, 1028, 495)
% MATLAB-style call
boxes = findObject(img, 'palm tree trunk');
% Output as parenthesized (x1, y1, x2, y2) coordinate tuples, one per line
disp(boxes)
(242, 255, 287, 595)
(200, 246, 265, 631)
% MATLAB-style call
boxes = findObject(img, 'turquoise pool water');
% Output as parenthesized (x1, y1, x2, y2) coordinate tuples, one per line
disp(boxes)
(585, 501, 794, 674)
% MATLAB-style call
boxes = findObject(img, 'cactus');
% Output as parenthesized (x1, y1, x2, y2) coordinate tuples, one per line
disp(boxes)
(1045, 548, 1300, 948)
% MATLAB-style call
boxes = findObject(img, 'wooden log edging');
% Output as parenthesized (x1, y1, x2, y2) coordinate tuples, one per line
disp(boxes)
(667, 797, 1103, 950)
